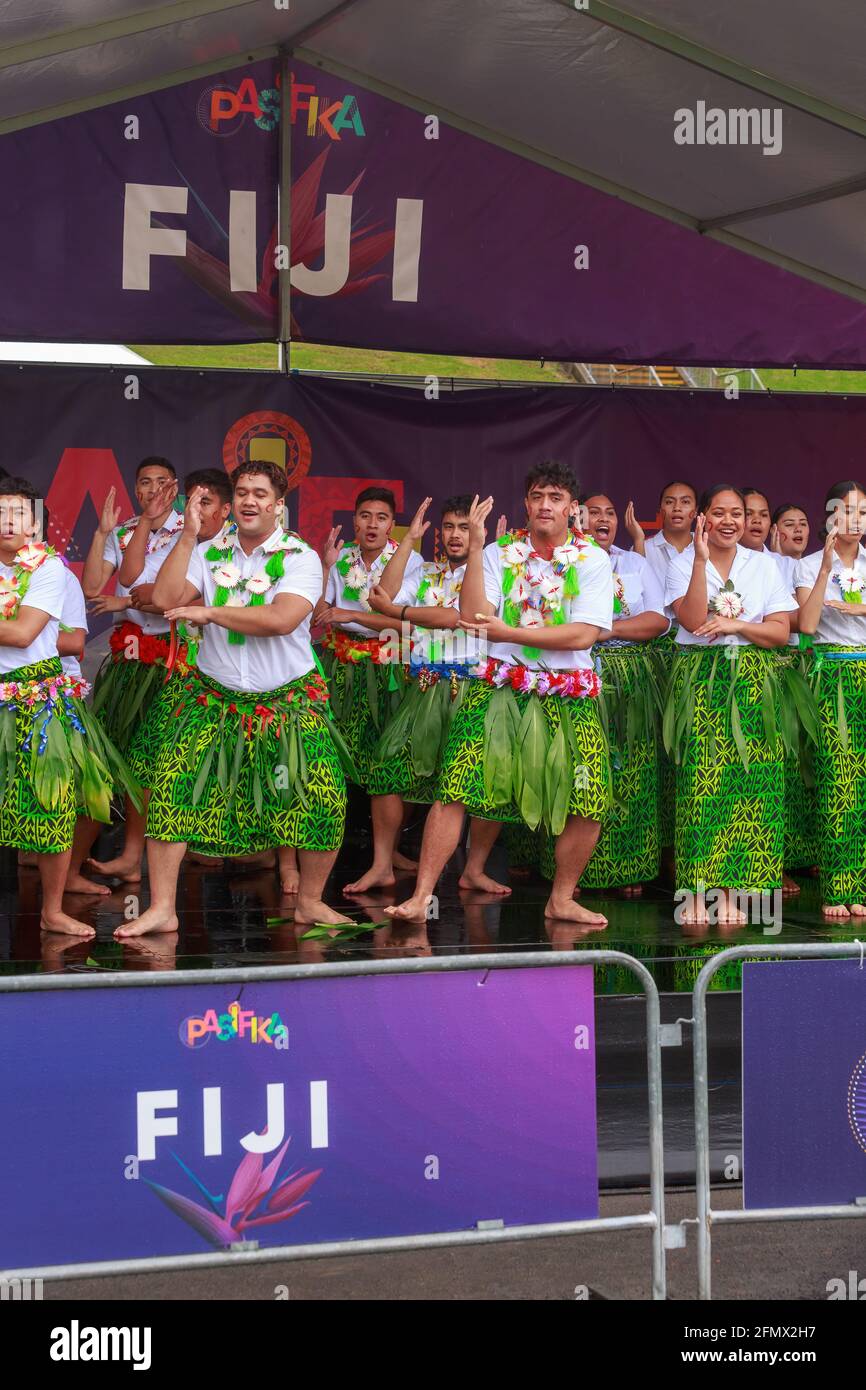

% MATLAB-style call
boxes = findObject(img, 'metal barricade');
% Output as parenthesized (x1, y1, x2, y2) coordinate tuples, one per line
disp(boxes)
(691, 941, 866, 1300)
(0, 949, 669, 1296)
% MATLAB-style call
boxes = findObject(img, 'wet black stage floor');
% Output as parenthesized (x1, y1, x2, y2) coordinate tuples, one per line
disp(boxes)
(0, 795, 860, 982)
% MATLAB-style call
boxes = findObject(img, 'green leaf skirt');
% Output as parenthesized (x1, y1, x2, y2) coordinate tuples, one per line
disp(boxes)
(809, 645, 866, 905)
(436, 678, 611, 835)
(774, 648, 819, 870)
(664, 645, 788, 892)
(649, 629, 678, 847)
(146, 668, 349, 856)
(369, 672, 467, 803)
(320, 644, 408, 791)
(91, 647, 171, 785)
(0, 658, 142, 853)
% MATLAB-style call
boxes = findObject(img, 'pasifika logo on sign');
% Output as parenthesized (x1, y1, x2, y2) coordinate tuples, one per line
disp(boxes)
(199, 74, 365, 139)
(181, 1000, 288, 1048)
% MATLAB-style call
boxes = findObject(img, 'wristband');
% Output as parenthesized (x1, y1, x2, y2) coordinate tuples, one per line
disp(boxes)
(400, 605, 409, 623)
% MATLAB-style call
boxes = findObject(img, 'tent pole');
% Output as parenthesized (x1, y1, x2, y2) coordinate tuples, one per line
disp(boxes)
(278, 46, 292, 374)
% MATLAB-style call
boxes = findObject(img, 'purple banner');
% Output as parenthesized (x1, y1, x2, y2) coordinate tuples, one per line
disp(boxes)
(743, 961, 866, 1208)
(2, 60, 865, 365)
(0, 967, 596, 1267)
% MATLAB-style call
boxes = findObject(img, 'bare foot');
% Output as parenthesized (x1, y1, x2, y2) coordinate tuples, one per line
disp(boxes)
(384, 894, 433, 921)
(64, 872, 111, 896)
(851, 903, 866, 917)
(680, 903, 710, 925)
(717, 904, 747, 925)
(41, 910, 95, 937)
(294, 900, 356, 927)
(87, 855, 142, 883)
(344, 867, 397, 894)
(17, 851, 37, 867)
(822, 903, 851, 919)
(544, 898, 607, 927)
(782, 873, 801, 896)
(458, 870, 512, 895)
(280, 869, 300, 895)
(114, 908, 179, 938)
(619, 884, 644, 898)
(392, 850, 418, 873)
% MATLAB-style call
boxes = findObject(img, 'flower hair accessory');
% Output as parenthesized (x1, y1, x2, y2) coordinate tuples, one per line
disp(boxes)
(709, 579, 745, 619)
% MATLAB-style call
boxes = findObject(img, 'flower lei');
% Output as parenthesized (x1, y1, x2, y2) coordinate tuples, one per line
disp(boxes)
(497, 528, 595, 658)
(473, 656, 600, 700)
(116, 513, 183, 555)
(109, 620, 174, 667)
(832, 568, 866, 604)
(323, 626, 396, 666)
(0, 671, 89, 755)
(334, 540, 398, 608)
(0, 541, 56, 621)
(206, 523, 308, 646)
(416, 562, 461, 608)
(179, 669, 330, 739)
(612, 573, 630, 617)
(709, 579, 745, 619)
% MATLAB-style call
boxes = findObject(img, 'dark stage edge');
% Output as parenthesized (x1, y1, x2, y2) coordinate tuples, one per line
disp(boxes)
(0, 819, 858, 1187)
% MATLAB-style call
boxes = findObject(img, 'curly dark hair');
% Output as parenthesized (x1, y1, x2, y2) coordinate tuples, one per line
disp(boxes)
(232, 460, 288, 499)
(523, 460, 578, 498)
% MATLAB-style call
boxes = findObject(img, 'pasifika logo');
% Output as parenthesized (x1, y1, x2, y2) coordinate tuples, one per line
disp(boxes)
(181, 1000, 288, 1048)
(198, 72, 365, 140)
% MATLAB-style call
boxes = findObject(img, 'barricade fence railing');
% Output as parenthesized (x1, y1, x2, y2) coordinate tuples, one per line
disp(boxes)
(0, 950, 668, 1298)
(688, 941, 866, 1301)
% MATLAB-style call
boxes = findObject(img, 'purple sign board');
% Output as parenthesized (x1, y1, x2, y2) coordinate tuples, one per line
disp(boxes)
(743, 960, 866, 1208)
(0, 967, 597, 1269)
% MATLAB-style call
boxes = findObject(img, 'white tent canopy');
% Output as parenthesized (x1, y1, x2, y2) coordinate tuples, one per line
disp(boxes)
(2, 0, 866, 303)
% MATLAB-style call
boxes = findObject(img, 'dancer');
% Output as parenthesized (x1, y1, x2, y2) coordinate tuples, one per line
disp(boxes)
(740, 487, 772, 553)
(664, 486, 799, 924)
(771, 504, 810, 560)
(316, 487, 423, 893)
(0, 479, 140, 935)
(386, 462, 613, 926)
(368, 494, 510, 895)
(539, 492, 668, 895)
(631, 480, 697, 586)
(81, 457, 183, 882)
(796, 481, 866, 919)
(117, 460, 351, 937)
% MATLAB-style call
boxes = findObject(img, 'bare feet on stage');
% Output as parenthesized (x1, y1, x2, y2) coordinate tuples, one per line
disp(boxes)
(114, 909, 179, 938)
(40, 910, 95, 938)
(277, 847, 299, 895)
(392, 849, 418, 873)
(384, 894, 432, 922)
(782, 873, 801, 896)
(822, 903, 851, 918)
(64, 872, 111, 896)
(457, 869, 511, 895)
(86, 855, 142, 883)
(294, 900, 356, 927)
(715, 896, 747, 925)
(343, 868, 396, 894)
(544, 897, 607, 928)
(619, 884, 643, 898)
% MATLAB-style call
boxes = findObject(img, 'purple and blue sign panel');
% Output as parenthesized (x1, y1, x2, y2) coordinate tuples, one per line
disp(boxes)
(743, 960, 866, 1208)
(0, 967, 597, 1269)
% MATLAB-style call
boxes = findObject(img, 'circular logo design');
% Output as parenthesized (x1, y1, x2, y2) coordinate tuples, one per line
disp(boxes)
(222, 412, 312, 493)
(848, 1051, 866, 1154)
(179, 1017, 211, 1049)
(196, 84, 244, 137)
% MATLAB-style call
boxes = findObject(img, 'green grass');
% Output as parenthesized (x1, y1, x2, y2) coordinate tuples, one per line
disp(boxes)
(759, 368, 866, 394)
(129, 342, 573, 382)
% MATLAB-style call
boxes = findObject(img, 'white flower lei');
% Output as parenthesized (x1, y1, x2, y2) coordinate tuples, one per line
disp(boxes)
(335, 539, 398, 611)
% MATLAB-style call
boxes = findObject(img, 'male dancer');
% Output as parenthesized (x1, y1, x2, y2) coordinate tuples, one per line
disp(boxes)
(81, 457, 183, 881)
(116, 460, 350, 937)
(315, 487, 423, 894)
(387, 462, 613, 925)
(369, 494, 510, 894)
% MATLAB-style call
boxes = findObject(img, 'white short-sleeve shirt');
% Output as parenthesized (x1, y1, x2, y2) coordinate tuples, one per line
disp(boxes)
(325, 540, 424, 636)
(771, 552, 799, 646)
(640, 529, 692, 588)
(481, 532, 613, 672)
(186, 524, 324, 692)
(794, 545, 866, 646)
(0, 552, 66, 674)
(103, 510, 185, 635)
(608, 546, 669, 642)
(666, 544, 796, 646)
(59, 567, 88, 678)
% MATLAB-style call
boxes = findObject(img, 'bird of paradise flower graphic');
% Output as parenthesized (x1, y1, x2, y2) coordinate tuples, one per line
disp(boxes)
(144, 1139, 322, 1248)
(164, 147, 395, 337)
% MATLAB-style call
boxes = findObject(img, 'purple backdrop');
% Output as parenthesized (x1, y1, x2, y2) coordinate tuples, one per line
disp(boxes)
(743, 961, 866, 1208)
(0, 967, 597, 1267)
(2, 60, 865, 365)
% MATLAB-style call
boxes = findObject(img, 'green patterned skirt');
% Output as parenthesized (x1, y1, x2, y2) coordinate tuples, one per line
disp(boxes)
(147, 668, 349, 856)
(321, 640, 408, 792)
(650, 629, 678, 847)
(437, 678, 611, 831)
(0, 658, 142, 853)
(539, 643, 661, 887)
(91, 626, 173, 786)
(810, 646, 866, 905)
(775, 649, 819, 869)
(369, 669, 466, 803)
(665, 645, 787, 893)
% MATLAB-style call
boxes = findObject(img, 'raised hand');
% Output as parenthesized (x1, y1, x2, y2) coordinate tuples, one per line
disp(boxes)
(693, 512, 710, 563)
(323, 525, 344, 568)
(467, 494, 495, 553)
(624, 501, 644, 545)
(820, 525, 837, 575)
(182, 485, 205, 540)
(143, 478, 178, 523)
(408, 497, 433, 542)
(98, 487, 121, 536)
(769, 523, 781, 553)
(495, 513, 508, 541)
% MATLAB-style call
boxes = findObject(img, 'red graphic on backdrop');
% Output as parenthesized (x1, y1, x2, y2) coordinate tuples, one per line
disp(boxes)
(45, 448, 134, 582)
(222, 412, 312, 491)
(298, 476, 405, 556)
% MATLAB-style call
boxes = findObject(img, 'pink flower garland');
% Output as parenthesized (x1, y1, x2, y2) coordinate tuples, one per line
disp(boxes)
(472, 656, 600, 699)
